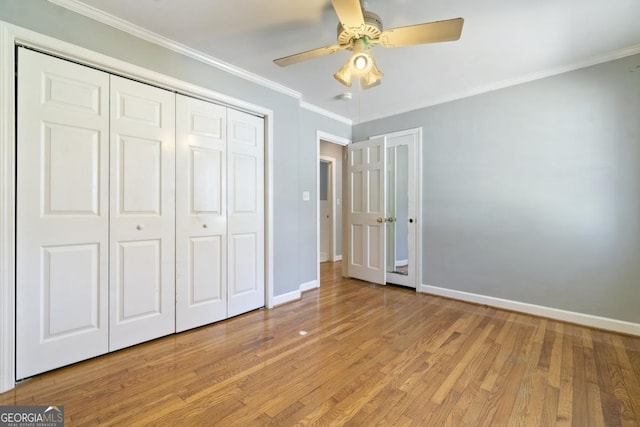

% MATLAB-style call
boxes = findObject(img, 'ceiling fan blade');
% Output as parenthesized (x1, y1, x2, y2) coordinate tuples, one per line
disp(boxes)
(331, 0, 365, 31)
(274, 44, 347, 67)
(379, 17, 464, 48)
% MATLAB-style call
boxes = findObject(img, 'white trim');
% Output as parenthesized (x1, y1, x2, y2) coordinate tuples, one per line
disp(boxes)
(333, 255, 343, 262)
(273, 290, 301, 307)
(420, 284, 640, 337)
(300, 280, 319, 293)
(317, 131, 351, 147)
(273, 280, 319, 307)
(44, 0, 640, 126)
(316, 132, 350, 287)
(47, 0, 300, 99)
(265, 113, 275, 310)
(0, 21, 275, 391)
(362, 44, 640, 124)
(46, 0, 353, 126)
(301, 101, 352, 126)
(0, 22, 16, 394)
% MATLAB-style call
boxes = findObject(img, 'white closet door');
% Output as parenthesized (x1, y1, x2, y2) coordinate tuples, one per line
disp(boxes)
(227, 109, 265, 317)
(16, 48, 110, 379)
(109, 75, 176, 351)
(347, 138, 386, 284)
(175, 95, 227, 332)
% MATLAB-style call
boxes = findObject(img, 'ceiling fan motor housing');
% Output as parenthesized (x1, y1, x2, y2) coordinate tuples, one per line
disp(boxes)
(337, 11, 382, 45)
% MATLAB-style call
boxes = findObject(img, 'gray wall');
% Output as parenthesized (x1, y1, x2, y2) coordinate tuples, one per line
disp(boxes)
(299, 110, 350, 286)
(354, 53, 640, 323)
(0, 0, 350, 298)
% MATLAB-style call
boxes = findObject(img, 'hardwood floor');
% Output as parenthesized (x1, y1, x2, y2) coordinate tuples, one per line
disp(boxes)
(2, 261, 640, 426)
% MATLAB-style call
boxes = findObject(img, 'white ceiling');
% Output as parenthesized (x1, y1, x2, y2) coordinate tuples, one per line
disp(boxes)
(59, 0, 640, 123)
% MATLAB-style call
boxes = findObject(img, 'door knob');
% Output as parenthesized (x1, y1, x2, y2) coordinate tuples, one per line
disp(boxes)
(136, 224, 144, 230)
(377, 217, 384, 223)
(409, 218, 414, 223)
(386, 217, 396, 223)
(202, 224, 208, 228)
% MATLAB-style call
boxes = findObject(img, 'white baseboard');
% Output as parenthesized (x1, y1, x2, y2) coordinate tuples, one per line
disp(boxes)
(273, 290, 301, 307)
(273, 280, 319, 307)
(300, 280, 319, 293)
(333, 255, 342, 262)
(420, 284, 640, 336)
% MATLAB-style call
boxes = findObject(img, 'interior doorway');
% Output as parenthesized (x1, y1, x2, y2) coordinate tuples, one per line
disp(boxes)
(316, 132, 350, 285)
(319, 157, 334, 263)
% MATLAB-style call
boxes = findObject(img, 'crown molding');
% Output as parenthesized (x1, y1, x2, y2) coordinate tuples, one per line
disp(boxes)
(361, 43, 640, 124)
(301, 101, 352, 126)
(47, 0, 303, 99)
(48, 0, 354, 125)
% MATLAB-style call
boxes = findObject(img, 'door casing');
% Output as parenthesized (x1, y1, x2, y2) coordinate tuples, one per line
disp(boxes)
(315, 132, 350, 287)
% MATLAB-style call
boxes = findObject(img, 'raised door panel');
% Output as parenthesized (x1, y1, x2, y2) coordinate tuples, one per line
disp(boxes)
(109, 75, 175, 351)
(116, 240, 161, 321)
(190, 236, 224, 303)
(43, 245, 101, 338)
(118, 136, 162, 214)
(16, 48, 110, 379)
(227, 109, 264, 317)
(176, 95, 227, 331)
(45, 124, 101, 215)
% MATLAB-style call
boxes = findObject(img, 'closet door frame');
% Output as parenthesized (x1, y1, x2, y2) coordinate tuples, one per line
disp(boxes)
(0, 22, 275, 392)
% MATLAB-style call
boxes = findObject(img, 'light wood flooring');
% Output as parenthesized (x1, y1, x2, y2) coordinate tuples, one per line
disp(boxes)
(2, 261, 640, 425)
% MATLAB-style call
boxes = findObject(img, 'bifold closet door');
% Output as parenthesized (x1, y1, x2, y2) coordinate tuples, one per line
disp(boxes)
(109, 75, 176, 351)
(227, 109, 265, 317)
(16, 48, 110, 379)
(176, 95, 228, 332)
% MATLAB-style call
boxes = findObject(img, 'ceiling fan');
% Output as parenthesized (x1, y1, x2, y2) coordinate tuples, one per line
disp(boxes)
(273, 0, 464, 89)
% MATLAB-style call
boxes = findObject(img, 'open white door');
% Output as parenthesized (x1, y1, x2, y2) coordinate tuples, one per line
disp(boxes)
(16, 48, 110, 379)
(227, 109, 265, 317)
(109, 75, 176, 351)
(347, 137, 386, 284)
(384, 134, 417, 288)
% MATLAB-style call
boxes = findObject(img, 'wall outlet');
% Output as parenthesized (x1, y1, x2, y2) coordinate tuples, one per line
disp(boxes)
(302, 191, 310, 201)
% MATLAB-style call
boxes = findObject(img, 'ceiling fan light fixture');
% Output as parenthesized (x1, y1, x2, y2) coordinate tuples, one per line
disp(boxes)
(274, 1, 464, 94)
(334, 37, 380, 88)
(361, 58, 383, 88)
(333, 60, 354, 87)
(352, 53, 369, 71)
